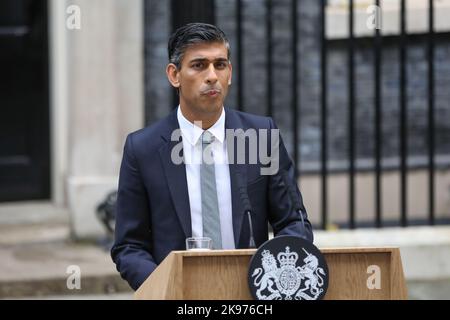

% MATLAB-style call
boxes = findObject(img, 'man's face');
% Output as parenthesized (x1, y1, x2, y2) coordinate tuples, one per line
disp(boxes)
(167, 42, 232, 118)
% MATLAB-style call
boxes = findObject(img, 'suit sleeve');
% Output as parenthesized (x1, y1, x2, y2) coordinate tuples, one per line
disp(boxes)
(266, 118, 314, 242)
(111, 134, 158, 291)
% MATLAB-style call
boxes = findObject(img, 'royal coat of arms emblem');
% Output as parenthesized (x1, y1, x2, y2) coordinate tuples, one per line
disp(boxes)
(248, 235, 329, 300)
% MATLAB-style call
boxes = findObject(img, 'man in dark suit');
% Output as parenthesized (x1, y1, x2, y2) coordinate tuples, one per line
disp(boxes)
(111, 23, 313, 291)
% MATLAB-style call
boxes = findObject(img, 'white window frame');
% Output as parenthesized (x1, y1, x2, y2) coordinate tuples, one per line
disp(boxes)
(326, 0, 450, 39)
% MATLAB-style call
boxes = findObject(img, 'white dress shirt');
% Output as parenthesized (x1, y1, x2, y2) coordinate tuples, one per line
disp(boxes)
(177, 106, 236, 249)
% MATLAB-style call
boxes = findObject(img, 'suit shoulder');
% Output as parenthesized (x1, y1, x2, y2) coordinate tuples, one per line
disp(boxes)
(227, 108, 273, 129)
(125, 113, 175, 151)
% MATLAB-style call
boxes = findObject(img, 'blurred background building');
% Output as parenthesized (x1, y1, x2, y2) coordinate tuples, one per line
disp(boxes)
(0, 0, 449, 299)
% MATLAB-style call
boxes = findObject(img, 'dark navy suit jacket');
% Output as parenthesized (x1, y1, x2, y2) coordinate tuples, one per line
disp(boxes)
(111, 107, 313, 290)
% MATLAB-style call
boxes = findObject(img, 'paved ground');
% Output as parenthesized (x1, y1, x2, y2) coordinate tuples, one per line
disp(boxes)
(9, 293, 133, 300)
(408, 279, 450, 300)
(0, 221, 133, 299)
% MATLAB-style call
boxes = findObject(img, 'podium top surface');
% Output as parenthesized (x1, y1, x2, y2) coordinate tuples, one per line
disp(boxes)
(171, 246, 400, 257)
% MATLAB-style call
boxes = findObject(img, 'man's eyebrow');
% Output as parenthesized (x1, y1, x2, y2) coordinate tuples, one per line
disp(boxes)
(188, 57, 229, 63)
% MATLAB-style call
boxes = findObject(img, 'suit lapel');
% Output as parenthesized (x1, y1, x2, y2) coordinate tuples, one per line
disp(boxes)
(158, 110, 192, 238)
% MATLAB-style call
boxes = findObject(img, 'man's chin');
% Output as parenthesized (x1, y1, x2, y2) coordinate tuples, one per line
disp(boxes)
(199, 104, 223, 114)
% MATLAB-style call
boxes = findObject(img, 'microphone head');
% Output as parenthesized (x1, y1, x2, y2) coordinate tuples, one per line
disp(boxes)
(240, 188, 252, 212)
(236, 172, 253, 212)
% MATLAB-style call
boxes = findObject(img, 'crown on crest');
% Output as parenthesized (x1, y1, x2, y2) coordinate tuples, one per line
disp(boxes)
(262, 249, 271, 257)
(277, 246, 298, 267)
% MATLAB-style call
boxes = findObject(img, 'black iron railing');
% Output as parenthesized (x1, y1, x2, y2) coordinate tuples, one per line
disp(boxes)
(231, 0, 439, 229)
(159, 0, 443, 229)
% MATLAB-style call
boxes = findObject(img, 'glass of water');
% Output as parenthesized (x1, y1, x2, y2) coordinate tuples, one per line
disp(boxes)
(185, 237, 212, 251)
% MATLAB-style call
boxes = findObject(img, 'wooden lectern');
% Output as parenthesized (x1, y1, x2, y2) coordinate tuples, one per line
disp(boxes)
(134, 247, 407, 300)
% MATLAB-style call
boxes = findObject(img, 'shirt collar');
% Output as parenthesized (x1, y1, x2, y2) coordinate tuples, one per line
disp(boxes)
(177, 106, 225, 145)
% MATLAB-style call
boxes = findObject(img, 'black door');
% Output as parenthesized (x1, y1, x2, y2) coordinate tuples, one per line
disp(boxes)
(170, 0, 215, 30)
(0, 0, 50, 202)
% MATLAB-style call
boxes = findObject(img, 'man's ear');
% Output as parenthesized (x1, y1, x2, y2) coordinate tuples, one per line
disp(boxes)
(228, 62, 233, 85)
(166, 63, 180, 88)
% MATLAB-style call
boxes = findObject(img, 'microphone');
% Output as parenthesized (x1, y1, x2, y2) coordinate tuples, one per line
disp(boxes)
(282, 170, 306, 230)
(246, 211, 256, 248)
(236, 172, 256, 248)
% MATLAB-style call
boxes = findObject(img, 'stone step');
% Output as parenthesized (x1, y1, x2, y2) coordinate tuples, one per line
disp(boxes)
(0, 222, 132, 299)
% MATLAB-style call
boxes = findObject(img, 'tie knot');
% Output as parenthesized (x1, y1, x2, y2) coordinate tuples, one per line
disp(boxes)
(202, 131, 214, 144)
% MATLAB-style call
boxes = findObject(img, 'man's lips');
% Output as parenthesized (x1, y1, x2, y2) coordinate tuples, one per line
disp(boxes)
(201, 89, 221, 96)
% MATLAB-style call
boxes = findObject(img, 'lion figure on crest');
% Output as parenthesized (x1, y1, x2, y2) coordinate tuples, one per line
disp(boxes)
(251, 250, 282, 300)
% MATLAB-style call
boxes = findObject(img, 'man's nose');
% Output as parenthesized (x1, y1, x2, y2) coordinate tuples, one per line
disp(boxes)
(205, 64, 218, 84)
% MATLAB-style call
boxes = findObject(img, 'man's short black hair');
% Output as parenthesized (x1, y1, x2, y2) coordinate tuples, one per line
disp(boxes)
(168, 23, 230, 69)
